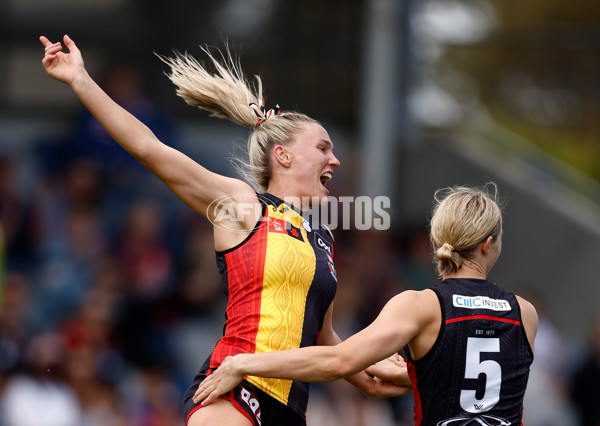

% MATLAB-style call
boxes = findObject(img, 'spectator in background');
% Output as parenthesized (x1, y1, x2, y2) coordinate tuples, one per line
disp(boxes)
(62, 344, 128, 426)
(114, 198, 177, 369)
(32, 179, 106, 329)
(0, 332, 81, 426)
(70, 63, 174, 176)
(0, 273, 31, 377)
(0, 154, 39, 272)
(68, 63, 178, 235)
(127, 367, 182, 426)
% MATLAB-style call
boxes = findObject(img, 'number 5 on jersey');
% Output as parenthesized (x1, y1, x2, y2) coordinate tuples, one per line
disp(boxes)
(460, 337, 501, 413)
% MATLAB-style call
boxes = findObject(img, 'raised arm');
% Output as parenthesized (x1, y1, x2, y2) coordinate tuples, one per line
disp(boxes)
(195, 290, 436, 405)
(39, 35, 257, 231)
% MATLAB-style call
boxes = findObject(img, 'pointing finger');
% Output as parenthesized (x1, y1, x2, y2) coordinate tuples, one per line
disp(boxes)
(39, 35, 52, 47)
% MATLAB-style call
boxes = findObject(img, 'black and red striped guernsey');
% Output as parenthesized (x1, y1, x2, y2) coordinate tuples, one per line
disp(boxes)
(201, 193, 338, 419)
(405, 278, 534, 426)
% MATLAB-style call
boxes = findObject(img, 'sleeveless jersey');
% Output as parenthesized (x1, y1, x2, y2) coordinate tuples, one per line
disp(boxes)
(202, 193, 338, 418)
(405, 278, 533, 426)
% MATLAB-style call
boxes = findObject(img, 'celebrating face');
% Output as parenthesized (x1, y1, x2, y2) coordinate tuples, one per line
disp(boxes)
(271, 122, 340, 207)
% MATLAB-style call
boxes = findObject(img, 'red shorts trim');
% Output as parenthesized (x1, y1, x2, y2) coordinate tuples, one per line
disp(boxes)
(185, 386, 261, 426)
(224, 389, 258, 425)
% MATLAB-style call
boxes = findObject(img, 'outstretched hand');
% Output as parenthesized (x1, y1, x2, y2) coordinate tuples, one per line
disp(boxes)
(39, 35, 85, 86)
(193, 356, 245, 406)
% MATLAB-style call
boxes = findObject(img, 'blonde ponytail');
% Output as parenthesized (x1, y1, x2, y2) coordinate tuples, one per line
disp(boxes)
(157, 45, 319, 192)
(156, 46, 261, 128)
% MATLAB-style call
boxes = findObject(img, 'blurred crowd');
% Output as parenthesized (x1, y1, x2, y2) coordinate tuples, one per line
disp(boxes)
(1, 66, 599, 426)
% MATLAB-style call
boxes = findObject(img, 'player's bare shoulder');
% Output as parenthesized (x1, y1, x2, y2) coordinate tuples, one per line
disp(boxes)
(208, 178, 262, 251)
(385, 289, 439, 323)
(516, 295, 538, 353)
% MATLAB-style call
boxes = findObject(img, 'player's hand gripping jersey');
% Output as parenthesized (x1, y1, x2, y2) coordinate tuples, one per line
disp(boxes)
(405, 278, 533, 426)
(202, 193, 338, 418)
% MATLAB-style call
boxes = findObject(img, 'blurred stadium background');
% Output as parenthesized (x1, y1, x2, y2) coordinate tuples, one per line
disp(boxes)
(1, 0, 599, 425)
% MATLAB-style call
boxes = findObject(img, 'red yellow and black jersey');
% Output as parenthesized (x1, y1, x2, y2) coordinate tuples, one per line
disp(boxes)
(201, 193, 338, 418)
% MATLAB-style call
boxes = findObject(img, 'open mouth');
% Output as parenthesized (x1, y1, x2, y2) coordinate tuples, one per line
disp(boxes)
(320, 172, 333, 187)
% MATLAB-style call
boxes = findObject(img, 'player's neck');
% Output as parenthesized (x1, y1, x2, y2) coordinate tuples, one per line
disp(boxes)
(443, 261, 487, 280)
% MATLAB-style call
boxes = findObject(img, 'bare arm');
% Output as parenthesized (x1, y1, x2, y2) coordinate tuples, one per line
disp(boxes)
(195, 290, 430, 405)
(317, 303, 412, 397)
(39, 35, 257, 231)
(516, 295, 538, 355)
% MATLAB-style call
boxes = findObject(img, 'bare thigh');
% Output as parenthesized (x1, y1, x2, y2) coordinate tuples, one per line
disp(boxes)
(187, 397, 252, 426)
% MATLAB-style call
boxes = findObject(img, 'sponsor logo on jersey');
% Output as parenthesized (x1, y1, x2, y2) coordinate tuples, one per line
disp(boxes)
(437, 414, 510, 425)
(453, 295, 511, 311)
(240, 386, 262, 425)
(314, 234, 333, 255)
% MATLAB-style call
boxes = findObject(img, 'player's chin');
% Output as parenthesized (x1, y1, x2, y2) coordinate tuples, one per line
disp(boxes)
(318, 182, 330, 198)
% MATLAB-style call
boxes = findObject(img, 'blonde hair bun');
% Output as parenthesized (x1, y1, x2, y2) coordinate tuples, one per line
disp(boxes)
(430, 184, 502, 277)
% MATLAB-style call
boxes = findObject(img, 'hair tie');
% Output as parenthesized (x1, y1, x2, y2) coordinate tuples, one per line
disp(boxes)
(249, 98, 280, 126)
(441, 243, 454, 252)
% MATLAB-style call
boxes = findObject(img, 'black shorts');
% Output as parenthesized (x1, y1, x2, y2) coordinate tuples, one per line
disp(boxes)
(182, 371, 306, 426)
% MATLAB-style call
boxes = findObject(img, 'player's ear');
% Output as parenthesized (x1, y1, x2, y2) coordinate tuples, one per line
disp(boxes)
(481, 236, 494, 255)
(273, 145, 291, 167)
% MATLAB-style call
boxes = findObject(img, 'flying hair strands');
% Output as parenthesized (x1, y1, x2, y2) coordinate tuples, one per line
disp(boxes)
(156, 44, 263, 129)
